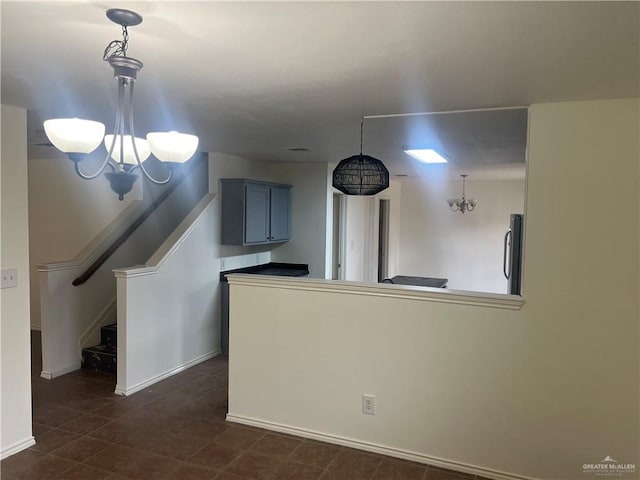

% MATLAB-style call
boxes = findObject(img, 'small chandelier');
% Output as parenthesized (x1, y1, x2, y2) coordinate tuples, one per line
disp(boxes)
(332, 118, 389, 196)
(44, 9, 199, 200)
(447, 174, 477, 214)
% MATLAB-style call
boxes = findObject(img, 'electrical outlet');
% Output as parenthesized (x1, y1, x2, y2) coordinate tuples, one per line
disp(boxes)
(1, 268, 18, 289)
(220, 258, 226, 270)
(362, 394, 376, 415)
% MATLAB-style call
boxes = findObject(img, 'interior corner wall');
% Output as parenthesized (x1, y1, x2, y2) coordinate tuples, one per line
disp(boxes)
(270, 162, 330, 278)
(399, 177, 525, 293)
(27, 154, 141, 329)
(1, 105, 34, 458)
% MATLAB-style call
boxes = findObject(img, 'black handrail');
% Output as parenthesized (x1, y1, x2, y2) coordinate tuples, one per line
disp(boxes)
(72, 155, 205, 286)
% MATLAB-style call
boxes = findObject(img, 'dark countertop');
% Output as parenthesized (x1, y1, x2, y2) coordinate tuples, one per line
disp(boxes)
(220, 262, 309, 281)
(382, 276, 448, 288)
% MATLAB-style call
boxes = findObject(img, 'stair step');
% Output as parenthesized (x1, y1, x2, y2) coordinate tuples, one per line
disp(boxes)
(82, 345, 116, 374)
(100, 323, 117, 348)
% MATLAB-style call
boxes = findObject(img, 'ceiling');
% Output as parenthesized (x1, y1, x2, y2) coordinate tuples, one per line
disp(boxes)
(2, 1, 638, 180)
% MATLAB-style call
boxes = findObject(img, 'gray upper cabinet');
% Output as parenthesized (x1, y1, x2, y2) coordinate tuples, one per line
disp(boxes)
(244, 183, 271, 244)
(269, 185, 291, 242)
(221, 179, 292, 245)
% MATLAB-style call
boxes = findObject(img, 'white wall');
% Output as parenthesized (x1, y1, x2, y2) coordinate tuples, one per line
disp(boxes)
(28, 154, 142, 329)
(0, 105, 34, 458)
(271, 162, 331, 278)
(399, 177, 525, 293)
(227, 98, 639, 480)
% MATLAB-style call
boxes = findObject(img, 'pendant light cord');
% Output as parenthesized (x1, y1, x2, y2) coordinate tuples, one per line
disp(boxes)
(360, 117, 364, 156)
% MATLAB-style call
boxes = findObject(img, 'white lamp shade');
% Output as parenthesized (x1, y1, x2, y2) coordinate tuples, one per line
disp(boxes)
(43, 118, 105, 154)
(104, 135, 151, 164)
(147, 131, 199, 163)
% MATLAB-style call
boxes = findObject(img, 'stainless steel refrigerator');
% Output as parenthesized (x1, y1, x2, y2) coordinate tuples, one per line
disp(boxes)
(503, 214, 524, 295)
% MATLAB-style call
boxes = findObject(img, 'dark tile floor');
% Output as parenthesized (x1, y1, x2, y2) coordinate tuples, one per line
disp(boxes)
(1, 332, 489, 480)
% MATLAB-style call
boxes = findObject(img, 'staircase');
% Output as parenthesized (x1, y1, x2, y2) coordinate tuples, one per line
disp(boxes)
(81, 323, 117, 374)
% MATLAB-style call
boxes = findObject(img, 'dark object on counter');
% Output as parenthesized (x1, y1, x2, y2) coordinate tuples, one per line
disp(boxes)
(382, 276, 448, 288)
(220, 262, 309, 355)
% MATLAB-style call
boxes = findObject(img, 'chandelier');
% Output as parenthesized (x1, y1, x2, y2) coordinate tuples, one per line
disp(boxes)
(44, 8, 199, 200)
(332, 118, 389, 196)
(447, 174, 477, 214)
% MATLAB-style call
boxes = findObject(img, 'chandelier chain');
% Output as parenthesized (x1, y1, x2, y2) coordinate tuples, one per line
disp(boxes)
(360, 117, 363, 156)
(103, 25, 129, 61)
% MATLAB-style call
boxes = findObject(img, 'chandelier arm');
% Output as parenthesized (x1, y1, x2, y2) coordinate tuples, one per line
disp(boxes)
(109, 77, 127, 167)
(126, 82, 172, 185)
(71, 157, 113, 179)
(135, 153, 173, 184)
(70, 76, 129, 181)
(120, 78, 128, 167)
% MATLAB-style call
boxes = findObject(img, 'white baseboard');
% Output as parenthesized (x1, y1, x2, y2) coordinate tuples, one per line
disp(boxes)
(1, 436, 36, 460)
(115, 349, 221, 396)
(225, 415, 537, 480)
(40, 361, 81, 380)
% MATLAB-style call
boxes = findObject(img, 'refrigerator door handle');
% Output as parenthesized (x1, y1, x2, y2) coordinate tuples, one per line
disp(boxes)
(503, 230, 512, 279)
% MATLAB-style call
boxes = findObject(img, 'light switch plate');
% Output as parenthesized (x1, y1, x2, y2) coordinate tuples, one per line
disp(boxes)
(1, 268, 18, 288)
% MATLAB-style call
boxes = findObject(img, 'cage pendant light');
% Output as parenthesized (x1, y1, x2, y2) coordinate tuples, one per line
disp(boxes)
(332, 118, 389, 196)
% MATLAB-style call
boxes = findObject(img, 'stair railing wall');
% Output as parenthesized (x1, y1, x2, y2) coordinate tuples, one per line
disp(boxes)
(38, 155, 209, 379)
(38, 202, 145, 378)
(113, 194, 221, 395)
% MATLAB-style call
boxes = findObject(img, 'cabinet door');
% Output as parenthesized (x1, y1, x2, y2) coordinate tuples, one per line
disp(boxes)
(269, 186, 291, 242)
(244, 184, 270, 244)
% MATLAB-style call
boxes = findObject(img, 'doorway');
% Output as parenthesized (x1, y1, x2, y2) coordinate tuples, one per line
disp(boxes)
(377, 199, 390, 282)
(331, 193, 345, 280)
